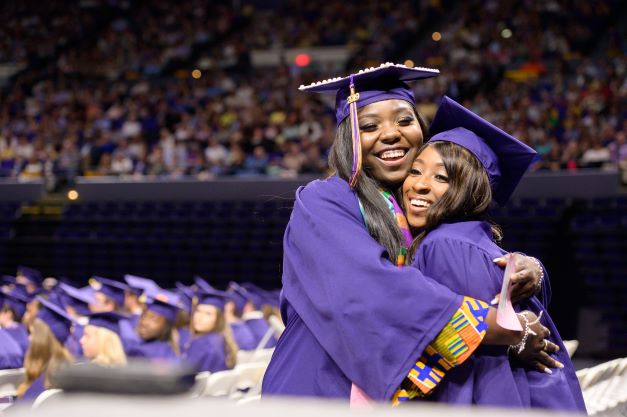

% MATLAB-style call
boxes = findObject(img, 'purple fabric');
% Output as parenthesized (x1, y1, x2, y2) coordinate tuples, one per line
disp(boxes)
(17, 374, 45, 402)
(182, 333, 228, 373)
(127, 339, 178, 361)
(412, 221, 586, 412)
(429, 96, 539, 205)
(17, 265, 42, 285)
(93, 276, 128, 307)
(36, 297, 74, 344)
(88, 311, 126, 334)
(3, 323, 29, 355)
(229, 321, 257, 350)
(244, 317, 276, 348)
(0, 328, 23, 369)
(178, 327, 191, 351)
(65, 323, 84, 358)
(261, 177, 463, 400)
(336, 88, 414, 126)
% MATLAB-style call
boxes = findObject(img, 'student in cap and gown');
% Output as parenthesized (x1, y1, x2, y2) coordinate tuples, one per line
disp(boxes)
(223, 285, 257, 351)
(183, 290, 238, 373)
(15, 266, 42, 295)
(230, 282, 275, 348)
(56, 283, 100, 358)
(0, 290, 22, 368)
(90, 276, 140, 352)
(0, 286, 31, 354)
(399, 96, 585, 411)
(15, 297, 74, 402)
(127, 290, 181, 361)
(262, 64, 552, 403)
(80, 311, 127, 366)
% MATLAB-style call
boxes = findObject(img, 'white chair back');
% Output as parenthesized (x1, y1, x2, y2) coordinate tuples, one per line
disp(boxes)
(0, 368, 25, 398)
(32, 389, 63, 409)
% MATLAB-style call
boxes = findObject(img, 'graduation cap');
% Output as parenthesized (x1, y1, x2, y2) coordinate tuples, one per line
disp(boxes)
(174, 282, 194, 315)
(2, 287, 30, 319)
(428, 96, 539, 206)
(227, 282, 249, 314)
(145, 290, 183, 323)
(124, 274, 161, 296)
(193, 276, 215, 293)
(196, 290, 231, 310)
(16, 265, 43, 286)
(300, 63, 439, 188)
(1, 275, 16, 285)
(59, 283, 97, 316)
(240, 283, 267, 309)
(90, 276, 129, 307)
(36, 297, 75, 344)
(87, 311, 126, 334)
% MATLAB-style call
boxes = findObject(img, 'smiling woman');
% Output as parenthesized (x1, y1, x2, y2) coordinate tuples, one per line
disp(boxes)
(261, 64, 551, 404)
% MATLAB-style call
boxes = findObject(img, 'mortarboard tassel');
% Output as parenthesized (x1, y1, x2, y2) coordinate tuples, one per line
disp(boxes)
(347, 75, 362, 188)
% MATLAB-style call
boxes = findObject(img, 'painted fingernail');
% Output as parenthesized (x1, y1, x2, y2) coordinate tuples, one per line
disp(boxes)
(493, 257, 503, 263)
(490, 297, 498, 305)
(544, 368, 553, 374)
(528, 329, 537, 336)
(556, 362, 564, 368)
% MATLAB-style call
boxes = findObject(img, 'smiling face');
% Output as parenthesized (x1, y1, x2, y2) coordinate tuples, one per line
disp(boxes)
(358, 99, 424, 188)
(402, 145, 450, 230)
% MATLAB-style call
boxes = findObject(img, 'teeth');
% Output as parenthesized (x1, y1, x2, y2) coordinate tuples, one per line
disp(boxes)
(410, 199, 431, 208)
(380, 149, 406, 160)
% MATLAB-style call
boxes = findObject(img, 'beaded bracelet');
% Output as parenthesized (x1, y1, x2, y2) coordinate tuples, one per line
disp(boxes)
(509, 312, 531, 354)
(531, 257, 544, 292)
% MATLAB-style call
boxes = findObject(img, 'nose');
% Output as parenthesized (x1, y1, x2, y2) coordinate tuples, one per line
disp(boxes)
(412, 177, 431, 194)
(379, 123, 401, 143)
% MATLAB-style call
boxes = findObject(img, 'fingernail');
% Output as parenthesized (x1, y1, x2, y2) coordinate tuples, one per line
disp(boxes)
(528, 329, 537, 336)
(490, 297, 498, 305)
(544, 368, 553, 374)
(493, 257, 503, 263)
(556, 362, 564, 368)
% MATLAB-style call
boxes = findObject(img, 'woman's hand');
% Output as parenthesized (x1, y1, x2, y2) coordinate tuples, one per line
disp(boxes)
(492, 254, 543, 304)
(510, 310, 563, 373)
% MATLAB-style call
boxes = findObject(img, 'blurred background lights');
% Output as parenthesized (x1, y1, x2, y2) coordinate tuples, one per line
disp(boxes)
(294, 53, 311, 67)
(501, 28, 512, 39)
(404, 59, 415, 68)
(191, 69, 202, 79)
(67, 190, 79, 200)
(432, 31, 442, 41)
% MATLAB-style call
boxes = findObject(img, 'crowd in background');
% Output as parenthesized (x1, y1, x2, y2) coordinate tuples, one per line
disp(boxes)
(0, 0, 624, 187)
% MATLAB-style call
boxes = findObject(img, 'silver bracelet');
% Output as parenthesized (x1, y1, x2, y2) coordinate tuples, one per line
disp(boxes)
(530, 257, 544, 291)
(509, 312, 531, 354)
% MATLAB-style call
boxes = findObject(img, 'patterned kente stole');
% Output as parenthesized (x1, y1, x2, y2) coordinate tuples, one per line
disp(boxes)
(358, 190, 413, 266)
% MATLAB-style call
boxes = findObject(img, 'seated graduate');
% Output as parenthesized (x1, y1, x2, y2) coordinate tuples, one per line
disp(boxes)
(127, 290, 181, 361)
(89, 276, 140, 351)
(56, 283, 98, 358)
(15, 297, 74, 402)
(15, 266, 43, 296)
(229, 282, 276, 349)
(0, 285, 31, 354)
(124, 274, 160, 319)
(183, 290, 238, 373)
(400, 96, 585, 411)
(174, 281, 195, 352)
(223, 288, 257, 351)
(80, 311, 127, 366)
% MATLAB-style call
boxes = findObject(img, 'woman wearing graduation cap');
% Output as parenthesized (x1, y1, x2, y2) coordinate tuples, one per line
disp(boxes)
(80, 311, 127, 366)
(183, 290, 238, 373)
(16, 297, 74, 401)
(262, 63, 555, 403)
(127, 290, 181, 361)
(0, 286, 31, 354)
(398, 96, 585, 411)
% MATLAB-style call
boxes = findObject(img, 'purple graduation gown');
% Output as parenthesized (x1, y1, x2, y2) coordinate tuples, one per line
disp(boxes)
(262, 177, 464, 400)
(244, 317, 277, 348)
(0, 328, 23, 369)
(183, 333, 228, 373)
(230, 321, 257, 350)
(3, 323, 29, 357)
(65, 324, 84, 358)
(178, 327, 191, 352)
(411, 221, 585, 412)
(16, 374, 45, 403)
(127, 339, 178, 361)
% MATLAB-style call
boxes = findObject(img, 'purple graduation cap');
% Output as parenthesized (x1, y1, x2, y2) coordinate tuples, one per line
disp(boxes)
(90, 276, 129, 307)
(2, 275, 16, 285)
(2, 287, 30, 319)
(196, 290, 231, 310)
(59, 283, 97, 316)
(36, 297, 75, 344)
(124, 274, 161, 296)
(227, 282, 249, 314)
(193, 276, 215, 293)
(300, 63, 439, 188)
(87, 311, 126, 334)
(16, 265, 43, 286)
(145, 290, 182, 323)
(174, 282, 194, 314)
(428, 96, 540, 205)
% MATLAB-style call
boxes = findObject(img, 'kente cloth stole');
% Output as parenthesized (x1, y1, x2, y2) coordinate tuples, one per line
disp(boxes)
(358, 189, 413, 266)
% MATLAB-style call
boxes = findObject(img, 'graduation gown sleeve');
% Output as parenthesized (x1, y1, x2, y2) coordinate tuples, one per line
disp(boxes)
(183, 333, 228, 373)
(281, 177, 479, 400)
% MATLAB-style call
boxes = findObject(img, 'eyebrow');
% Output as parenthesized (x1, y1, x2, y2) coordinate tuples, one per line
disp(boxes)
(414, 159, 445, 167)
